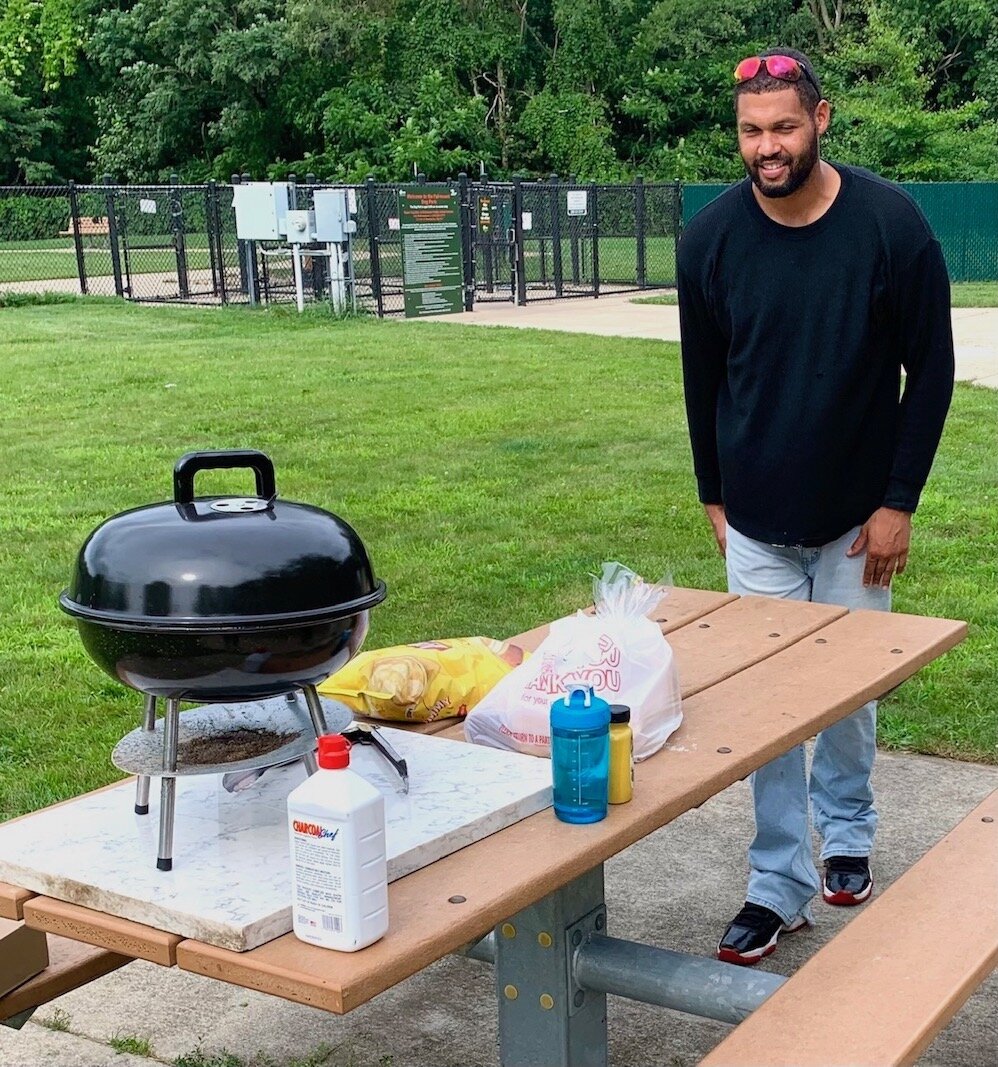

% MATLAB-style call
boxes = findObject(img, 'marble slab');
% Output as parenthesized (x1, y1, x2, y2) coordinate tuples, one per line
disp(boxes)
(0, 729, 552, 952)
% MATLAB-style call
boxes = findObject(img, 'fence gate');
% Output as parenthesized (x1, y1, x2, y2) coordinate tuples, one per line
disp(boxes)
(470, 182, 515, 302)
(520, 180, 598, 301)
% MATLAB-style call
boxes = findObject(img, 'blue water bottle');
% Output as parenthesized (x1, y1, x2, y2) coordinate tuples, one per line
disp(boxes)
(550, 686, 611, 824)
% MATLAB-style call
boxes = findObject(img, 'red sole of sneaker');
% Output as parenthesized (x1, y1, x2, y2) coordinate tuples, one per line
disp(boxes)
(823, 887, 872, 906)
(716, 944, 776, 966)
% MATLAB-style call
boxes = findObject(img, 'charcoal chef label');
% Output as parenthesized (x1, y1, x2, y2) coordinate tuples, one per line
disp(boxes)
(289, 818, 346, 932)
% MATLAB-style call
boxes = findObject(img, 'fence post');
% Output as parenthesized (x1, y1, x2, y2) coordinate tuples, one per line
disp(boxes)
(591, 182, 600, 298)
(102, 173, 126, 298)
(458, 171, 475, 311)
(635, 175, 647, 289)
(568, 175, 581, 285)
(672, 179, 682, 285)
(481, 172, 495, 294)
(512, 176, 526, 305)
(67, 180, 87, 295)
(365, 175, 385, 318)
(549, 174, 564, 298)
(169, 173, 190, 299)
(207, 180, 228, 304)
(231, 173, 249, 296)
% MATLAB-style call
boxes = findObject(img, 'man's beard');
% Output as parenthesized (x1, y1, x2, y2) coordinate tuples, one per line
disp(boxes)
(745, 134, 820, 198)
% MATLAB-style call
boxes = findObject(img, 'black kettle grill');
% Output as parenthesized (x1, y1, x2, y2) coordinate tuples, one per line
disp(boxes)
(60, 450, 386, 869)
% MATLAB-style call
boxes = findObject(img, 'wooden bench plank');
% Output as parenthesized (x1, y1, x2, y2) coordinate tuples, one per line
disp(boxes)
(0, 935, 128, 1021)
(22, 898, 180, 967)
(700, 789, 998, 1067)
(0, 882, 34, 921)
(176, 609, 966, 1014)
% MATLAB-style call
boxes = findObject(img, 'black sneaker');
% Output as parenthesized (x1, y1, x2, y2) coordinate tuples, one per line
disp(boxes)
(716, 903, 808, 966)
(823, 856, 873, 905)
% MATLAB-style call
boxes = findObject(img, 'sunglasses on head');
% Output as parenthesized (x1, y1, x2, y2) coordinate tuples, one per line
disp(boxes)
(734, 55, 819, 94)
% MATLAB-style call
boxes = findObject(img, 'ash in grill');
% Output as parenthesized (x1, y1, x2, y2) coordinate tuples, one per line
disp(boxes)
(61, 450, 386, 870)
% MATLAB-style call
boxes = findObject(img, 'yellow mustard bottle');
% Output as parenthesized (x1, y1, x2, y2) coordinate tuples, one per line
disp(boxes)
(608, 705, 633, 804)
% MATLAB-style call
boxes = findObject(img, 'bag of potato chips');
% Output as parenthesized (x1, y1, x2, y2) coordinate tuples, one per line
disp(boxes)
(317, 637, 529, 722)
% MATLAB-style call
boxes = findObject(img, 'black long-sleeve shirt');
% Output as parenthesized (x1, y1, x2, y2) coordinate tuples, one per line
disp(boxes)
(677, 164, 954, 547)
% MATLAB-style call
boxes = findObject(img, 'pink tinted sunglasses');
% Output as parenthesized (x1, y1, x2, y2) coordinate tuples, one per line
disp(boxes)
(734, 55, 820, 94)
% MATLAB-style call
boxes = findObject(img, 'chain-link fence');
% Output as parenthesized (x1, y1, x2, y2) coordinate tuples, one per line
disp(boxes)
(0, 175, 681, 313)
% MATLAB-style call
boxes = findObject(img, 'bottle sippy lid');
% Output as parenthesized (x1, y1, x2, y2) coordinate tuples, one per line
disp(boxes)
(317, 734, 351, 769)
(551, 686, 611, 731)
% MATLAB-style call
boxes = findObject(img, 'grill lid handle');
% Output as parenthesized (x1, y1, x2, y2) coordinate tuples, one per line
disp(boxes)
(173, 450, 277, 504)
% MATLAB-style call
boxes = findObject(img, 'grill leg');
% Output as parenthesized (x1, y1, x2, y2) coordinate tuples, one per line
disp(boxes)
(157, 697, 181, 871)
(135, 694, 157, 815)
(301, 684, 330, 776)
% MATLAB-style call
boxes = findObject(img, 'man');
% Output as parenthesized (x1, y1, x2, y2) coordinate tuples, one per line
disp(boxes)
(677, 48, 954, 966)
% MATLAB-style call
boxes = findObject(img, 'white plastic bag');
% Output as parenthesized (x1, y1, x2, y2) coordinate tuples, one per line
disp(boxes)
(465, 562, 682, 760)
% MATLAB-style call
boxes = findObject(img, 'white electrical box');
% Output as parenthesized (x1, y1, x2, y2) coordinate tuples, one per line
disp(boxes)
(313, 188, 356, 242)
(232, 182, 291, 240)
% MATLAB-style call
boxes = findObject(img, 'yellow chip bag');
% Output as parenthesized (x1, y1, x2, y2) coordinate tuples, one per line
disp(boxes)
(317, 637, 529, 723)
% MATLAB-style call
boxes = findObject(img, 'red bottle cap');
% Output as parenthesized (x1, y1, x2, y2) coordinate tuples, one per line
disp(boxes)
(317, 734, 351, 769)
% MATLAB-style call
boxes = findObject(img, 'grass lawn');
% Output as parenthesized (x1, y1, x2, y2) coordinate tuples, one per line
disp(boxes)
(0, 302, 994, 819)
(632, 281, 998, 308)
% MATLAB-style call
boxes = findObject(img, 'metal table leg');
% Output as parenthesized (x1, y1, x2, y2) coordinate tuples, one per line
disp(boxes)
(494, 866, 608, 1067)
(156, 697, 180, 871)
(135, 694, 156, 815)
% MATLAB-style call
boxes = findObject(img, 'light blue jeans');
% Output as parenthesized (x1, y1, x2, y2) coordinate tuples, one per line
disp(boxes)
(725, 523, 891, 925)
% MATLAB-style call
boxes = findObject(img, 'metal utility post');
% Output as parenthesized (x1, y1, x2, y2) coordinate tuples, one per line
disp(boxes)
(241, 172, 259, 305)
(206, 181, 227, 303)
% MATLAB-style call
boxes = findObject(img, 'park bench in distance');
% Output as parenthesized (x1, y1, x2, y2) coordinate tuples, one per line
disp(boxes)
(700, 788, 998, 1067)
(59, 216, 110, 240)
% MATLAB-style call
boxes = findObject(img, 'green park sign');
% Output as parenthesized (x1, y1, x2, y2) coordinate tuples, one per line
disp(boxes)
(399, 189, 464, 318)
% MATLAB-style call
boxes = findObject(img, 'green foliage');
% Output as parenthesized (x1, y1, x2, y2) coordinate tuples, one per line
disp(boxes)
(515, 89, 623, 179)
(0, 188, 69, 237)
(0, 2, 996, 203)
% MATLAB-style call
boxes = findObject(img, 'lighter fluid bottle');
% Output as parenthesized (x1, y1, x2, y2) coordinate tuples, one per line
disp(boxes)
(550, 686, 610, 823)
(286, 733, 389, 951)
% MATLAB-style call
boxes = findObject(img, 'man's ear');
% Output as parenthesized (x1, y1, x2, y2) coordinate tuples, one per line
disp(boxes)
(814, 99, 831, 136)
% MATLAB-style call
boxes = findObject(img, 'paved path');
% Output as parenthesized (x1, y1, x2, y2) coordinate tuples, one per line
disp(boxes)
(432, 292, 998, 389)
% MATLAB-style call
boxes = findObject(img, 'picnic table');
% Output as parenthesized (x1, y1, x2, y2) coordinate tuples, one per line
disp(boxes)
(0, 588, 978, 1064)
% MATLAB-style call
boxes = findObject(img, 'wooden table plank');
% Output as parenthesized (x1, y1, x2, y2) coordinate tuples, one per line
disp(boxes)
(509, 586, 734, 653)
(0, 881, 34, 921)
(433, 596, 844, 741)
(0, 935, 129, 1021)
(22, 897, 180, 967)
(176, 608, 966, 1014)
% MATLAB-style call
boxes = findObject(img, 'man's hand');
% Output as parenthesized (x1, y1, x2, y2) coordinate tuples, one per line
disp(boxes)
(847, 507, 912, 587)
(704, 503, 727, 558)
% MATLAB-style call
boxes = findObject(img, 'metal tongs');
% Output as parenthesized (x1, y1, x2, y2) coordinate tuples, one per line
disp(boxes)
(342, 722, 410, 794)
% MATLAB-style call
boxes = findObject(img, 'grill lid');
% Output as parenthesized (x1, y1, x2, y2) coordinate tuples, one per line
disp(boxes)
(59, 450, 386, 630)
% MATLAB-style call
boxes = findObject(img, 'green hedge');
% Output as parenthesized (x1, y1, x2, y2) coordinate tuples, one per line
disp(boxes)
(0, 192, 73, 241)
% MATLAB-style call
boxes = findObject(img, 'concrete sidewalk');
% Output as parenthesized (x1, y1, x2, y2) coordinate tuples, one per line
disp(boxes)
(3, 750, 996, 1066)
(428, 292, 998, 389)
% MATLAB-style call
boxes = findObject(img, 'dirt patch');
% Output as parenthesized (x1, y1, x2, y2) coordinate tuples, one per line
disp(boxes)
(178, 728, 299, 765)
